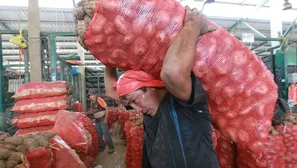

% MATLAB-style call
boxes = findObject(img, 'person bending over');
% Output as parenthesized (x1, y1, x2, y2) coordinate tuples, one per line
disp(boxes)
(104, 7, 219, 168)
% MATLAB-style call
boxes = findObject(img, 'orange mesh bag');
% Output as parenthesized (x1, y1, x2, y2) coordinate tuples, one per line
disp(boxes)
(85, 0, 278, 155)
(12, 95, 68, 113)
(12, 81, 68, 100)
(52, 111, 91, 154)
(276, 125, 297, 167)
(15, 126, 54, 136)
(215, 130, 237, 168)
(12, 111, 58, 129)
(50, 136, 86, 168)
(237, 135, 285, 168)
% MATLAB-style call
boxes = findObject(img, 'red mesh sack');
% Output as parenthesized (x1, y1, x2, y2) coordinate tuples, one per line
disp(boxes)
(12, 111, 58, 129)
(12, 95, 68, 113)
(16, 156, 30, 168)
(215, 130, 236, 168)
(107, 108, 119, 128)
(125, 120, 134, 168)
(12, 81, 68, 100)
(78, 153, 95, 168)
(237, 135, 285, 168)
(131, 126, 144, 168)
(79, 114, 99, 158)
(276, 124, 297, 167)
(118, 110, 129, 139)
(25, 147, 54, 168)
(50, 136, 86, 168)
(15, 126, 54, 135)
(52, 111, 91, 153)
(85, 0, 278, 155)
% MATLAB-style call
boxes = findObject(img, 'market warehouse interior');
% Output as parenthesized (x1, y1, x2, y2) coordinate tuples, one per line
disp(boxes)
(0, 0, 296, 167)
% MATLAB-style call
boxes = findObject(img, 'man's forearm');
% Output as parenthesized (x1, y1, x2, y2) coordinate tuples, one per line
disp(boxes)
(163, 24, 199, 76)
(161, 24, 199, 100)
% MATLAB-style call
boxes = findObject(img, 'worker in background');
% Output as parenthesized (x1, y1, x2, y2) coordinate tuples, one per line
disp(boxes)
(84, 90, 115, 153)
(104, 7, 219, 167)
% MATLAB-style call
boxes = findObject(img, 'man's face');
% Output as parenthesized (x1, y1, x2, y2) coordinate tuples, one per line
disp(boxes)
(89, 94, 96, 101)
(122, 88, 160, 116)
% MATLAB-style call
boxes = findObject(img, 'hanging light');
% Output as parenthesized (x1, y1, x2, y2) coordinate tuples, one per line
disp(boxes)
(283, 0, 292, 10)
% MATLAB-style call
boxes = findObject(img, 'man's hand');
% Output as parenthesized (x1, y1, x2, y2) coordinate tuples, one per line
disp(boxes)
(184, 6, 216, 40)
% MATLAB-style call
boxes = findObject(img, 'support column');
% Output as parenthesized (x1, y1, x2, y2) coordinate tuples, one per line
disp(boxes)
(28, 0, 42, 82)
(49, 36, 57, 81)
(270, 1, 286, 98)
(0, 34, 4, 112)
(77, 43, 87, 112)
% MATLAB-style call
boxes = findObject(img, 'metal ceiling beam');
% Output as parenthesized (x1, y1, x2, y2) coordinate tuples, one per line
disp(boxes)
(241, 21, 266, 38)
(0, 21, 10, 30)
(228, 0, 270, 32)
(0, 20, 74, 24)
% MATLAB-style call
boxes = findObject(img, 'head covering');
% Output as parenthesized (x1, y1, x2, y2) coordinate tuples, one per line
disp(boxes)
(88, 90, 97, 96)
(115, 70, 165, 97)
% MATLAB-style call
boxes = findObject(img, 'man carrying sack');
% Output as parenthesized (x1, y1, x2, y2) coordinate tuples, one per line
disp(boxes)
(85, 90, 115, 153)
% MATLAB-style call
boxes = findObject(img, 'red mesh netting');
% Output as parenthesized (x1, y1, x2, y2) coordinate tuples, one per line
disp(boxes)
(84, 0, 277, 155)
(237, 135, 285, 168)
(215, 130, 237, 168)
(276, 124, 297, 168)
(15, 126, 54, 136)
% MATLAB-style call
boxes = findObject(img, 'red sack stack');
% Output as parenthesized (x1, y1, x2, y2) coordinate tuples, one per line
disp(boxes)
(12, 81, 69, 100)
(124, 120, 134, 168)
(215, 130, 237, 168)
(107, 108, 119, 128)
(276, 124, 297, 168)
(131, 126, 144, 168)
(11, 82, 71, 136)
(85, 0, 278, 155)
(118, 109, 132, 140)
(237, 134, 285, 168)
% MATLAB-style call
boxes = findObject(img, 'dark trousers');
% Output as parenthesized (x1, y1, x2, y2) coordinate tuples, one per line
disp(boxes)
(95, 119, 114, 150)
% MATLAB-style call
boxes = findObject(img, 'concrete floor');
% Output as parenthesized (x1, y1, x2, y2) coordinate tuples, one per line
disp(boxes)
(93, 137, 127, 168)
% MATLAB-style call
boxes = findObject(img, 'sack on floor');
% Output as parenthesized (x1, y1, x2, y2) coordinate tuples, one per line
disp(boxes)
(50, 136, 86, 168)
(276, 124, 297, 167)
(12, 95, 68, 113)
(12, 81, 69, 100)
(12, 111, 58, 129)
(25, 147, 53, 168)
(52, 111, 91, 154)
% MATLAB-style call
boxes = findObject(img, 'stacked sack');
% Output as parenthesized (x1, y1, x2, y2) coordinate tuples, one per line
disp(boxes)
(107, 108, 119, 129)
(276, 114, 297, 168)
(11, 81, 71, 135)
(74, 0, 99, 50)
(81, 0, 278, 155)
(52, 110, 99, 167)
(237, 126, 285, 168)
(124, 116, 144, 168)
(118, 109, 137, 140)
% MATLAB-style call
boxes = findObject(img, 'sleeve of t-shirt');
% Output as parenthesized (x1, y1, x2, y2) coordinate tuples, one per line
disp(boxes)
(174, 72, 208, 107)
